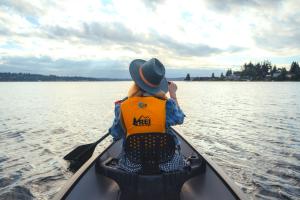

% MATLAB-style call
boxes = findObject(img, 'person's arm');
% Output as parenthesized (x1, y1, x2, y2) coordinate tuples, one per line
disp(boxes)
(168, 81, 180, 107)
(166, 82, 185, 126)
(165, 98, 185, 147)
(166, 98, 185, 126)
(108, 102, 125, 141)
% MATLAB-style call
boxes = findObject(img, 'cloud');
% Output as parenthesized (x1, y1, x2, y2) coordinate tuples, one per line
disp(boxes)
(44, 22, 240, 57)
(47, 23, 244, 56)
(204, 0, 283, 12)
(203, 0, 300, 52)
(253, 10, 300, 50)
(153, 35, 223, 56)
(0, 56, 129, 77)
(1, 0, 246, 60)
(1, 0, 44, 17)
(0, 55, 227, 78)
(141, 0, 166, 10)
(45, 22, 140, 44)
(254, 26, 300, 50)
(0, 0, 299, 77)
(0, 25, 11, 36)
(82, 22, 141, 44)
(1, 17, 230, 58)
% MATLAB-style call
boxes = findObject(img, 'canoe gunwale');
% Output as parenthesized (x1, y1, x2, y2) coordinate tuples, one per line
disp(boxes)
(55, 128, 247, 200)
(54, 140, 117, 200)
(171, 127, 247, 200)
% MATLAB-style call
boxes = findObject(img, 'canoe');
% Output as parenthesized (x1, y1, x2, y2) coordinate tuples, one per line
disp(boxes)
(54, 128, 247, 200)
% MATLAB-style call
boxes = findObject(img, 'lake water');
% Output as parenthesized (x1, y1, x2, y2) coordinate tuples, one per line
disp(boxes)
(0, 82, 299, 200)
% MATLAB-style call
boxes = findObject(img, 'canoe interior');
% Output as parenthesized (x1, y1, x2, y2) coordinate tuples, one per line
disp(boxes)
(56, 129, 246, 200)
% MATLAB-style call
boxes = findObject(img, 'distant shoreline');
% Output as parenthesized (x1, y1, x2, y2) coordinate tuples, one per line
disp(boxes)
(0, 72, 184, 82)
(1, 72, 299, 82)
(185, 77, 300, 82)
(0, 72, 131, 81)
(187, 79, 300, 82)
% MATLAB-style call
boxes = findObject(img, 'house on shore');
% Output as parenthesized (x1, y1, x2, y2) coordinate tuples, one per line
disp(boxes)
(272, 72, 281, 78)
(226, 71, 241, 81)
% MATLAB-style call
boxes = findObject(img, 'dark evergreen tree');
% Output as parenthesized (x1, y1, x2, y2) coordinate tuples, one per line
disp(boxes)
(0, 72, 103, 81)
(225, 69, 232, 77)
(261, 60, 271, 78)
(184, 73, 191, 81)
(289, 62, 300, 76)
(271, 66, 277, 76)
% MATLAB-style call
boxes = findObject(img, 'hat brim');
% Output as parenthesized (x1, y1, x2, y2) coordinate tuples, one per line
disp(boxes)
(129, 59, 168, 95)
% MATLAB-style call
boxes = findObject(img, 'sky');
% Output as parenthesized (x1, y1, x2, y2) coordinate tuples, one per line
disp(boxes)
(0, 0, 300, 78)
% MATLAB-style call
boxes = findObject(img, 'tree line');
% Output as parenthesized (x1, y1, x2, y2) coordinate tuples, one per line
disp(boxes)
(0, 72, 126, 81)
(226, 61, 300, 81)
(185, 61, 300, 81)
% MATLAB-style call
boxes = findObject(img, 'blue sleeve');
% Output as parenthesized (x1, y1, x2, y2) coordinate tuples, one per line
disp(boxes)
(166, 98, 185, 127)
(108, 103, 125, 141)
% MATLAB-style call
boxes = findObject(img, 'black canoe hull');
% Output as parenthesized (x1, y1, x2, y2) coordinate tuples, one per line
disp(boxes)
(55, 128, 246, 200)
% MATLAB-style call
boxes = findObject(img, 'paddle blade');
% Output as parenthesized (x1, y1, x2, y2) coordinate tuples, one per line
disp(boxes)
(63, 142, 97, 172)
(64, 143, 95, 161)
(63, 133, 110, 172)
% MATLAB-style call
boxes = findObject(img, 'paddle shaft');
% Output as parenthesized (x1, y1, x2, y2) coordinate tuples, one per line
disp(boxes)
(94, 133, 110, 146)
(64, 132, 111, 172)
(64, 132, 110, 161)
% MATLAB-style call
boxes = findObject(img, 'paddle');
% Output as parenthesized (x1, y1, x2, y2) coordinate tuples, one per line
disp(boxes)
(64, 133, 110, 172)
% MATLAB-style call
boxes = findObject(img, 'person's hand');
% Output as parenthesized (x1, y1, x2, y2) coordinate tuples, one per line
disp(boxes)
(168, 81, 177, 99)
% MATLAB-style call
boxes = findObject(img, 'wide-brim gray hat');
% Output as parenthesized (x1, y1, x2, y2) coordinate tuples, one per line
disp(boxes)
(129, 58, 168, 95)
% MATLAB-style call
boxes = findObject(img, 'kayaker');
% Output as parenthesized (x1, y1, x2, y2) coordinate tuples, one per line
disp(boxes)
(109, 58, 186, 172)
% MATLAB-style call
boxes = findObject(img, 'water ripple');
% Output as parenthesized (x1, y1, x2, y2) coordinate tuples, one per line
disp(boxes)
(0, 82, 299, 200)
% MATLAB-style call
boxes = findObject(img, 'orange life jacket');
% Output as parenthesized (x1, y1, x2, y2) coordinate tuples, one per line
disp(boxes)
(120, 96, 166, 137)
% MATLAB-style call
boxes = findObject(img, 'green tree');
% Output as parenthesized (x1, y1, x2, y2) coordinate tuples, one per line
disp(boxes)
(261, 60, 272, 78)
(289, 62, 300, 74)
(271, 66, 277, 76)
(184, 73, 191, 81)
(220, 73, 224, 79)
(241, 62, 257, 79)
(225, 69, 232, 76)
(211, 73, 215, 78)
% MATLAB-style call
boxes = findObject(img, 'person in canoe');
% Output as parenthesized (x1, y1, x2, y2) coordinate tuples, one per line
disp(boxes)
(109, 58, 187, 173)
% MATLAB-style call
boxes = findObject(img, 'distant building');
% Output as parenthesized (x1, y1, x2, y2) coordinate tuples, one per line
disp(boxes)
(286, 74, 294, 79)
(272, 72, 281, 78)
(227, 71, 241, 80)
(265, 75, 272, 80)
(192, 77, 210, 81)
